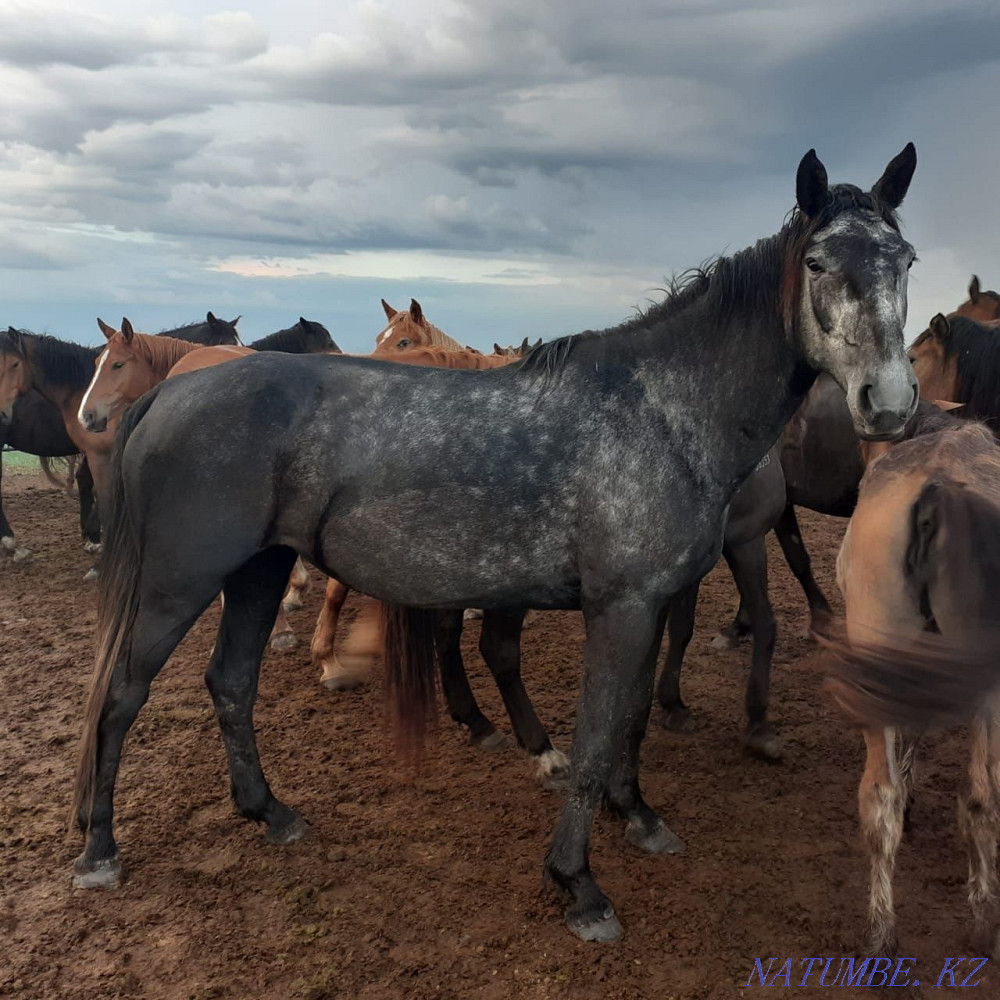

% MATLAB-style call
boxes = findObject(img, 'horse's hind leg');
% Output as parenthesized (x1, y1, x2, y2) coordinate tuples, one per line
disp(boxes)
(960, 698, 1000, 957)
(479, 610, 569, 788)
(898, 731, 921, 832)
(74, 589, 218, 888)
(77, 457, 101, 552)
(281, 557, 311, 612)
(207, 546, 307, 845)
(435, 610, 506, 751)
(725, 537, 780, 760)
(858, 726, 904, 955)
(656, 581, 700, 732)
(310, 578, 370, 691)
(774, 504, 833, 634)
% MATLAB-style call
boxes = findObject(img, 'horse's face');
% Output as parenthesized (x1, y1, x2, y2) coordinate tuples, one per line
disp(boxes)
(493, 337, 542, 358)
(78, 325, 150, 432)
(793, 146, 919, 441)
(0, 329, 31, 425)
(953, 276, 1000, 323)
(299, 318, 339, 354)
(374, 298, 433, 353)
(908, 313, 959, 404)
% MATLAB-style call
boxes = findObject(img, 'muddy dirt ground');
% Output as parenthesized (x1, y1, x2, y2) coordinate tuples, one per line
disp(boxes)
(0, 470, 992, 999)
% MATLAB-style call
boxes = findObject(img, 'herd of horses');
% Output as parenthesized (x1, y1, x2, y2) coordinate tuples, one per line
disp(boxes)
(2, 142, 1000, 960)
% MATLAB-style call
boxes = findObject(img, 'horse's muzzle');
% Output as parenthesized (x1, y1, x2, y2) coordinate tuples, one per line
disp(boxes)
(82, 412, 108, 433)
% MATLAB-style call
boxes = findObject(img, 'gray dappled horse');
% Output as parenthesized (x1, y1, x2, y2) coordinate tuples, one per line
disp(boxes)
(71, 146, 919, 943)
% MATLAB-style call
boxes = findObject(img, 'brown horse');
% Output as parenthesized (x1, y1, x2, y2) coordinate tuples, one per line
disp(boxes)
(373, 298, 466, 353)
(826, 404, 1000, 959)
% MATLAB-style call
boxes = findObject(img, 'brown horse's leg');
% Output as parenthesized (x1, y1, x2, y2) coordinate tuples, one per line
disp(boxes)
(774, 504, 833, 634)
(859, 726, 903, 956)
(960, 698, 1000, 957)
(309, 578, 371, 690)
(82, 450, 111, 579)
(269, 603, 297, 652)
(281, 557, 311, 612)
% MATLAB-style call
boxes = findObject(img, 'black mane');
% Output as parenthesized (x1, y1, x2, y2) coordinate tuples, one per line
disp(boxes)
(250, 321, 338, 354)
(1, 329, 98, 389)
(519, 184, 901, 377)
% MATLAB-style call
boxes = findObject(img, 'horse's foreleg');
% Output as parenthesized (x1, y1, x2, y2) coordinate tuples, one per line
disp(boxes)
(479, 609, 569, 787)
(725, 537, 780, 760)
(269, 603, 297, 652)
(0, 456, 30, 561)
(546, 594, 674, 942)
(774, 504, 832, 634)
(960, 699, 1000, 957)
(281, 557, 311, 612)
(898, 731, 920, 832)
(76, 457, 101, 552)
(435, 610, 506, 750)
(310, 578, 370, 690)
(656, 582, 699, 732)
(207, 546, 307, 844)
(858, 726, 903, 956)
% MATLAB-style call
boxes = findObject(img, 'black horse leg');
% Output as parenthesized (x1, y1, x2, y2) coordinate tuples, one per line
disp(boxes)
(774, 504, 832, 633)
(479, 609, 570, 788)
(545, 595, 676, 942)
(724, 537, 780, 760)
(607, 602, 683, 853)
(74, 583, 219, 887)
(656, 582, 700, 732)
(0, 448, 15, 556)
(205, 546, 307, 843)
(434, 609, 506, 750)
(77, 457, 101, 551)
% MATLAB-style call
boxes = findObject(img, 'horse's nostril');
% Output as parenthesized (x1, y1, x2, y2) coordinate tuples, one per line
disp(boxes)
(860, 383, 875, 415)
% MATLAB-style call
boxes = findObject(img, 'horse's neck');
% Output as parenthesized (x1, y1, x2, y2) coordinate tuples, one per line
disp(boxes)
(636, 299, 812, 491)
(28, 341, 99, 411)
(140, 336, 202, 378)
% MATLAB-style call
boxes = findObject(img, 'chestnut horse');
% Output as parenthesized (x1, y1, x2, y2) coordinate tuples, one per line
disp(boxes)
(373, 298, 466, 353)
(825, 402, 1000, 959)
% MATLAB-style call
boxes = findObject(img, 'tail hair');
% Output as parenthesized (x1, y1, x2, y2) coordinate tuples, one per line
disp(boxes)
(381, 603, 439, 760)
(70, 388, 162, 832)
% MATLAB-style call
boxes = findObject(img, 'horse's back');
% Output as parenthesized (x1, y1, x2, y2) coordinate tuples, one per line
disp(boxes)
(167, 345, 254, 378)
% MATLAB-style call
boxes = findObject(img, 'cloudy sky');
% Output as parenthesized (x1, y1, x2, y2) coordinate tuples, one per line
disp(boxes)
(1, 0, 998, 352)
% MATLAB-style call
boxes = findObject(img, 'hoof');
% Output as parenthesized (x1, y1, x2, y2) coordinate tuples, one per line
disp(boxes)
(475, 730, 512, 752)
(265, 814, 309, 846)
(743, 726, 783, 761)
(72, 854, 123, 890)
(535, 748, 571, 790)
(567, 903, 623, 943)
(321, 672, 368, 692)
(0, 535, 14, 553)
(83, 541, 102, 555)
(463, 608, 484, 620)
(270, 632, 297, 653)
(281, 596, 303, 613)
(658, 706, 697, 733)
(710, 630, 740, 651)
(83, 567, 99, 581)
(12, 546, 31, 563)
(625, 818, 685, 855)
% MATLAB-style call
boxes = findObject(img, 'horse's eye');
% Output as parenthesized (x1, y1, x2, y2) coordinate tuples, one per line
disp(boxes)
(111, 362, 124, 370)
(805, 258, 824, 273)
(397, 339, 410, 349)
(907, 258, 915, 270)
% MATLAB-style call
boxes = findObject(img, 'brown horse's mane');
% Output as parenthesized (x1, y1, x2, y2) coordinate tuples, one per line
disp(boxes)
(519, 184, 902, 379)
(125, 332, 203, 377)
(1, 329, 99, 390)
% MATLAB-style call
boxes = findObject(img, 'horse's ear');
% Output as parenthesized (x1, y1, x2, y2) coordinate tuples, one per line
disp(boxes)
(121, 318, 135, 343)
(493, 343, 503, 354)
(520, 336, 530, 352)
(97, 317, 116, 339)
(932, 400, 964, 412)
(409, 299, 424, 325)
(381, 299, 395, 320)
(230, 315, 241, 327)
(969, 275, 981, 303)
(533, 338, 543, 350)
(207, 311, 218, 325)
(795, 149, 829, 219)
(6, 326, 19, 347)
(871, 142, 916, 210)
(299, 316, 310, 329)
(929, 313, 951, 342)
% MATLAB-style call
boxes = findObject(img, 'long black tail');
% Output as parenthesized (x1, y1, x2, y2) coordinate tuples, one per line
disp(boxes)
(824, 480, 1000, 728)
(381, 603, 439, 758)
(71, 387, 163, 831)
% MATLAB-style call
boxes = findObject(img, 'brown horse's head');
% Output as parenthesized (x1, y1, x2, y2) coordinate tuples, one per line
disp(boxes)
(79, 318, 154, 432)
(908, 312, 960, 404)
(953, 275, 1000, 323)
(0, 326, 31, 424)
(493, 336, 543, 358)
(374, 298, 435, 352)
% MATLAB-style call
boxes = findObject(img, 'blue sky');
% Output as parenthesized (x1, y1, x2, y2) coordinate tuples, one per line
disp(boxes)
(1, 0, 998, 351)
